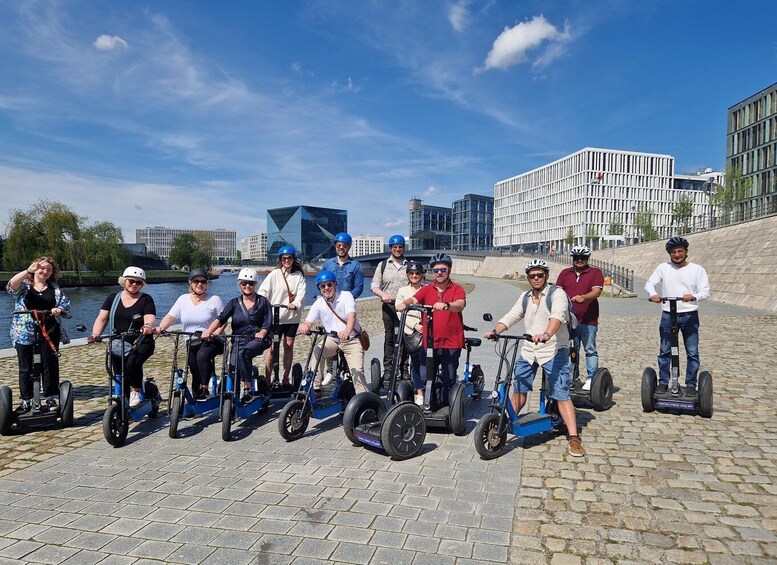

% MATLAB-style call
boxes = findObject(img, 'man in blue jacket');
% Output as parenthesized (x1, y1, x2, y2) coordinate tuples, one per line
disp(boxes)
(321, 232, 364, 298)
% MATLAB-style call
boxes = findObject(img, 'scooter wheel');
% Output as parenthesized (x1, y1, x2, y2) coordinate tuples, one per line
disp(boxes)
(470, 365, 485, 400)
(278, 399, 309, 441)
(0, 386, 13, 436)
(590, 368, 613, 411)
(103, 403, 129, 447)
(474, 413, 507, 460)
(221, 397, 233, 441)
(343, 392, 384, 445)
(449, 382, 467, 436)
(698, 371, 713, 418)
(169, 395, 182, 439)
(382, 403, 426, 460)
(370, 358, 381, 394)
(641, 367, 657, 413)
(59, 381, 74, 427)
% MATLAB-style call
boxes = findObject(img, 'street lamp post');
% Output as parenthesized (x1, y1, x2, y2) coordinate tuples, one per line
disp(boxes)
(705, 177, 716, 230)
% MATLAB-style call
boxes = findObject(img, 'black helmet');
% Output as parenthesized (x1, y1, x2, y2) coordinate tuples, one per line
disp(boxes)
(406, 260, 425, 274)
(665, 236, 689, 253)
(429, 253, 452, 268)
(188, 268, 209, 281)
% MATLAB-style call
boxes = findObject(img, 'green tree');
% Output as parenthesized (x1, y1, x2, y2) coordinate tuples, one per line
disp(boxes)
(564, 226, 575, 250)
(712, 166, 751, 225)
(82, 222, 131, 275)
(672, 194, 695, 234)
(169, 233, 211, 271)
(634, 206, 659, 242)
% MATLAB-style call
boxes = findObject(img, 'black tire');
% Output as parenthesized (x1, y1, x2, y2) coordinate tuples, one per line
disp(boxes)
(698, 371, 713, 418)
(103, 403, 129, 447)
(59, 381, 74, 427)
(641, 367, 657, 413)
(470, 365, 485, 400)
(370, 358, 381, 393)
(0, 386, 13, 436)
(449, 383, 467, 436)
(590, 368, 613, 411)
(382, 403, 426, 460)
(169, 395, 182, 439)
(395, 381, 414, 403)
(146, 382, 161, 418)
(474, 412, 507, 460)
(33, 380, 41, 406)
(221, 396, 233, 441)
(278, 399, 309, 441)
(343, 392, 385, 445)
(291, 363, 303, 391)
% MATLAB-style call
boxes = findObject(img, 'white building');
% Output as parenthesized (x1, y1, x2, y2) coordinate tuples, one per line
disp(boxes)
(135, 227, 237, 260)
(493, 148, 716, 253)
(240, 233, 267, 262)
(351, 235, 385, 257)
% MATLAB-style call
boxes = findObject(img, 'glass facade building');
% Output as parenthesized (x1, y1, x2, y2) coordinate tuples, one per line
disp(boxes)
(452, 193, 494, 250)
(408, 197, 452, 250)
(267, 206, 347, 261)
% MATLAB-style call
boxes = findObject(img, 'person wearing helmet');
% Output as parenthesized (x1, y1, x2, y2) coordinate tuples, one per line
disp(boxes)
(7, 256, 71, 413)
(397, 253, 465, 408)
(321, 232, 364, 299)
(299, 270, 368, 395)
(88, 266, 156, 408)
(258, 246, 307, 385)
(645, 236, 710, 396)
(371, 234, 409, 384)
(556, 245, 605, 391)
(203, 268, 272, 404)
(394, 260, 428, 405)
(484, 259, 586, 457)
(155, 269, 225, 400)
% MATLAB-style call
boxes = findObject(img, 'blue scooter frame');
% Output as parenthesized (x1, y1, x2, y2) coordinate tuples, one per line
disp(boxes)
(220, 334, 271, 441)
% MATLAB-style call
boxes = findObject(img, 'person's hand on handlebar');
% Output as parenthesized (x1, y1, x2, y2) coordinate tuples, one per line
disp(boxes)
(87, 335, 97, 344)
(484, 329, 498, 340)
(299, 322, 311, 335)
(140, 324, 154, 335)
(682, 294, 695, 302)
(338, 330, 350, 341)
(649, 295, 661, 303)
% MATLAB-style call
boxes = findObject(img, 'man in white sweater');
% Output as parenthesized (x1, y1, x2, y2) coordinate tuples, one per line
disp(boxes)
(645, 236, 710, 396)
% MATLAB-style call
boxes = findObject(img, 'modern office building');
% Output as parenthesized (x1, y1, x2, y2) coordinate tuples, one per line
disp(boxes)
(493, 148, 714, 253)
(727, 81, 777, 218)
(351, 235, 384, 257)
(452, 193, 493, 251)
(408, 197, 452, 250)
(240, 233, 267, 262)
(135, 227, 237, 260)
(266, 206, 347, 261)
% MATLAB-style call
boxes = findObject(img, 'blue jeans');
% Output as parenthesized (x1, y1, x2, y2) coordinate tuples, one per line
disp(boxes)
(571, 324, 599, 381)
(417, 348, 461, 407)
(513, 348, 571, 401)
(658, 311, 700, 387)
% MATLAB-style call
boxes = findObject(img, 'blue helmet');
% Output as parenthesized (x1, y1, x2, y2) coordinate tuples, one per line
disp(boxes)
(388, 234, 405, 247)
(278, 245, 297, 257)
(429, 253, 452, 268)
(333, 232, 352, 246)
(315, 270, 337, 286)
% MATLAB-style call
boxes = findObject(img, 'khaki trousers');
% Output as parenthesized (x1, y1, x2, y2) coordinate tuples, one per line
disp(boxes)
(313, 337, 368, 394)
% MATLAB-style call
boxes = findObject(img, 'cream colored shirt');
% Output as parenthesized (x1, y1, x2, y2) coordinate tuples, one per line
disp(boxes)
(257, 268, 307, 324)
(395, 284, 424, 335)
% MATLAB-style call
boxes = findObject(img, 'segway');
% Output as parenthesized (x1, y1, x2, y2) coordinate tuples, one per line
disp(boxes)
(641, 297, 713, 418)
(0, 310, 80, 435)
(342, 306, 426, 460)
(163, 330, 224, 438)
(461, 324, 484, 399)
(568, 335, 613, 411)
(473, 314, 566, 460)
(277, 328, 355, 441)
(267, 304, 303, 398)
(219, 334, 272, 441)
(94, 314, 162, 447)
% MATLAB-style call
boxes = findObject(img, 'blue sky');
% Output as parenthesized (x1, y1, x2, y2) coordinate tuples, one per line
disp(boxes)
(0, 0, 775, 243)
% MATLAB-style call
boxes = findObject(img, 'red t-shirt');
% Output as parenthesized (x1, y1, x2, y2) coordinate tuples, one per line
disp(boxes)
(413, 282, 466, 349)
(555, 266, 605, 326)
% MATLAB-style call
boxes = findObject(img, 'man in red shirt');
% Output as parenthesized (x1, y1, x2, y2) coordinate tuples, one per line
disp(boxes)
(556, 245, 604, 391)
(397, 253, 466, 408)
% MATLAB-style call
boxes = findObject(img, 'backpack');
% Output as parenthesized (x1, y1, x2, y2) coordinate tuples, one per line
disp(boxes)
(521, 284, 578, 337)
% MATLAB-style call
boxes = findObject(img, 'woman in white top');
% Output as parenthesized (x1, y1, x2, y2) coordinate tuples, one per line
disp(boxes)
(156, 269, 224, 400)
(257, 246, 307, 385)
(394, 260, 427, 405)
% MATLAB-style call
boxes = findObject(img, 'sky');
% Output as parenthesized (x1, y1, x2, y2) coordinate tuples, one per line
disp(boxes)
(0, 0, 775, 244)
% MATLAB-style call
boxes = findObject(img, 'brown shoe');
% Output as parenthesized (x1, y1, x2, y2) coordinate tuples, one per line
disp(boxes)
(568, 436, 586, 457)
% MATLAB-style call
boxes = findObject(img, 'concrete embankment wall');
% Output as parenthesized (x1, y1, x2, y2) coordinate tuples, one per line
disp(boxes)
(454, 256, 566, 282)
(591, 214, 777, 312)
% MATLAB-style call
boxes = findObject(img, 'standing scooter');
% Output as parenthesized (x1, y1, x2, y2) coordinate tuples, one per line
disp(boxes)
(277, 328, 355, 441)
(473, 313, 565, 460)
(96, 314, 162, 447)
(267, 304, 304, 398)
(568, 337, 614, 411)
(0, 310, 79, 435)
(342, 306, 426, 460)
(641, 297, 713, 418)
(460, 324, 484, 400)
(220, 334, 271, 441)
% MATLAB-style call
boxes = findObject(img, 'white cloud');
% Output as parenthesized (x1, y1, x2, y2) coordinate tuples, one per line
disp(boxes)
(447, 0, 472, 33)
(424, 185, 439, 197)
(479, 15, 571, 72)
(93, 34, 128, 51)
(384, 218, 403, 227)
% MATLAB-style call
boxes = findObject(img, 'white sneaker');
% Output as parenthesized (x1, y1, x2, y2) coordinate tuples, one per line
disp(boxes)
(129, 391, 142, 408)
(582, 379, 592, 391)
(321, 372, 334, 386)
(415, 394, 424, 406)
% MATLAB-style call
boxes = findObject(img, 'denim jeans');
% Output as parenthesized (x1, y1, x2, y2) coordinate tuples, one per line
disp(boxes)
(418, 348, 461, 407)
(658, 311, 700, 387)
(513, 347, 571, 401)
(571, 323, 599, 381)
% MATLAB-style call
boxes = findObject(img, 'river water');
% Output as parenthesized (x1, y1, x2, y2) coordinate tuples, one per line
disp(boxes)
(0, 274, 372, 350)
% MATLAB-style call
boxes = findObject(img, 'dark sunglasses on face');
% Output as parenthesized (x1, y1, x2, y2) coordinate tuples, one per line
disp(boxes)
(191, 279, 208, 285)
(572, 256, 588, 261)
(432, 268, 448, 274)
(527, 272, 546, 280)
(318, 282, 335, 289)
(407, 271, 423, 276)
(126, 279, 143, 286)
(239, 280, 256, 287)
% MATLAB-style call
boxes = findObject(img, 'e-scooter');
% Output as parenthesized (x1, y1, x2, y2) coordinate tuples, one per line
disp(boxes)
(267, 304, 304, 398)
(220, 334, 271, 441)
(568, 336, 614, 411)
(0, 310, 80, 435)
(641, 297, 713, 418)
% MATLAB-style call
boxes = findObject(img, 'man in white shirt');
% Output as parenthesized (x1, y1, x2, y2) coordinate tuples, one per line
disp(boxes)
(645, 236, 710, 396)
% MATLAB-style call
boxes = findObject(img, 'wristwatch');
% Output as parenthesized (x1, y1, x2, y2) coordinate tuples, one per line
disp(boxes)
(443, 302, 450, 310)
(542, 332, 551, 338)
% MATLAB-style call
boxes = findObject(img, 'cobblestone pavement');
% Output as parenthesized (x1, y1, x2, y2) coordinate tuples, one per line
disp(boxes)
(0, 279, 775, 564)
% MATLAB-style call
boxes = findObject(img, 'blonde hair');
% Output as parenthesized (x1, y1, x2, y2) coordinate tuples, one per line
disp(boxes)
(31, 256, 60, 282)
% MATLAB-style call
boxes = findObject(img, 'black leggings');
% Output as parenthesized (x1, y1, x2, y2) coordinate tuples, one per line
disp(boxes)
(189, 339, 224, 390)
(16, 337, 61, 399)
(111, 336, 156, 390)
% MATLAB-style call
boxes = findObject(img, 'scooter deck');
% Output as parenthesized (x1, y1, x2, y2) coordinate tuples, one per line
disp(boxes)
(269, 384, 297, 399)
(512, 411, 554, 437)
(183, 396, 220, 417)
(423, 406, 451, 428)
(354, 422, 383, 449)
(655, 390, 697, 411)
(15, 409, 60, 428)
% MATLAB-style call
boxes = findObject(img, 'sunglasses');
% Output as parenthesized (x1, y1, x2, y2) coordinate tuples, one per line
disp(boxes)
(527, 273, 546, 280)
(239, 280, 256, 287)
(191, 279, 208, 285)
(318, 282, 335, 289)
(432, 267, 448, 274)
(407, 271, 423, 276)
(126, 279, 143, 286)
(572, 256, 588, 261)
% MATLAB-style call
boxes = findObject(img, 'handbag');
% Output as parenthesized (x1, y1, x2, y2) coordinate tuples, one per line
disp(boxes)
(403, 330, 423, 355)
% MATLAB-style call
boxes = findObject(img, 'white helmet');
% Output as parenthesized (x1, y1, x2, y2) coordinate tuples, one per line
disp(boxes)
(122, 266, 146, 281)
(238, 268, 258, 282)
(570, 245, 591, 257)
(524, 259, 550, 274)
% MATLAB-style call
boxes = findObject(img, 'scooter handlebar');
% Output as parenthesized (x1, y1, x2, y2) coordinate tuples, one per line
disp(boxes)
(463, 325, 478, 332)
(487, 332, 533, 342)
